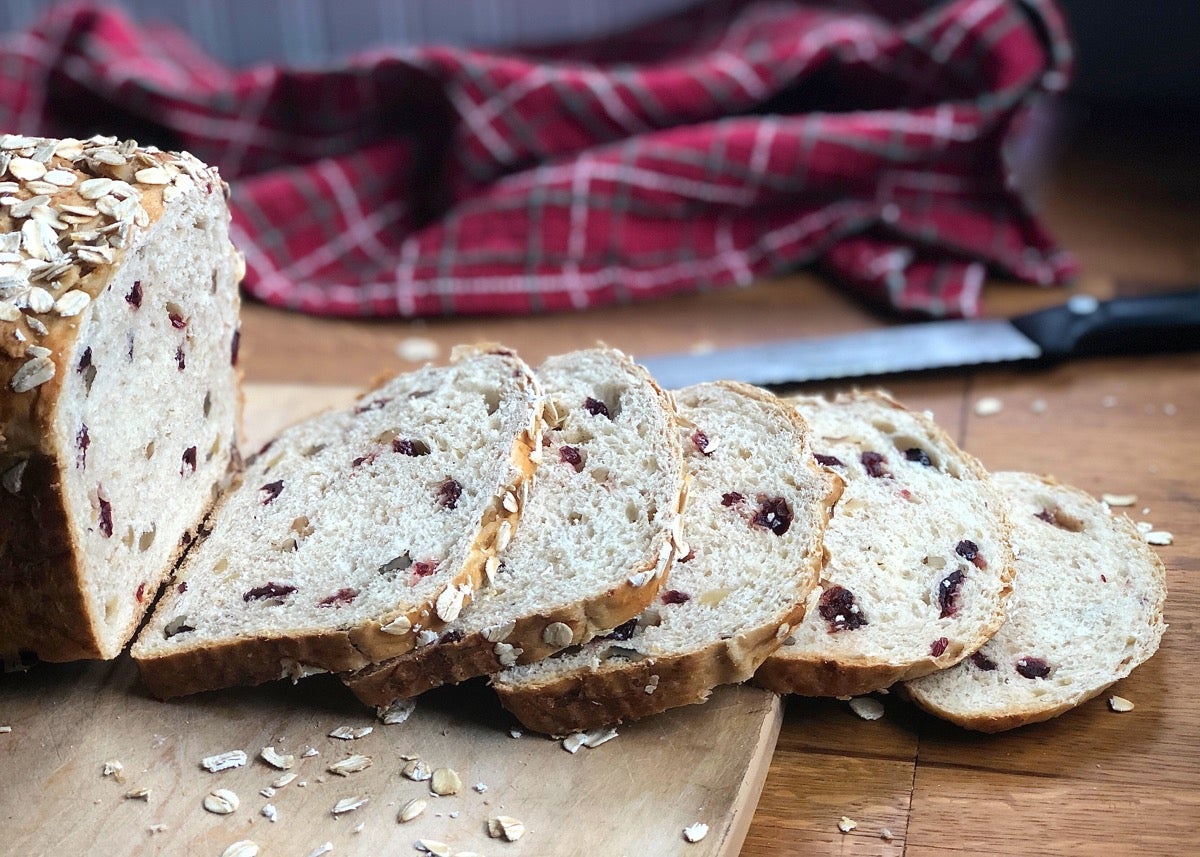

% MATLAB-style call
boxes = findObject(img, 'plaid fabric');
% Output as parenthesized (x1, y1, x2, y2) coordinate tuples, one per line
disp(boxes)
(0, 0, 1077, 318)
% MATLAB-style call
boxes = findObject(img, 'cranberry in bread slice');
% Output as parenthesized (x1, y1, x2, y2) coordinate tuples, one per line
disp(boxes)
(904, 472, 1166, 732)
(131, 344, 540, 697)
(0, 135, 242, 663)
(492, 381, 838, 734)
(343, 346, 686, 707)
(754, 391, 1014, 697)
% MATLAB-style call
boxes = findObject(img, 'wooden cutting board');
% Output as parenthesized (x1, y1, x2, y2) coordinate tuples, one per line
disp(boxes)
(1, 383, 783, 857)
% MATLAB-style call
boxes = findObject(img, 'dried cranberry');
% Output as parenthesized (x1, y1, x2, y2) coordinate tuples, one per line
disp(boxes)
(930, 637, 949, 657)
(860, 451, 891, 478)
(412, 559, 440, 578)
(352, 451, 378, 468)
(721, 491, 744, 507)
(1035, 508, 1057, 525)
(178, 581, 188, 593)
(970, 651, 997, 671)
(317, 587, 359, 608)
(752, 495, 792, 536)
(440, 629, 464, 644)
(904, 447, 933, 466)
(937, 569, 966, 618)
(583, 397, 611, 418)
(1100, 574, 1107, 583)
(1015, 657, 1051, 679)
(814, 453, 843, 467)
(243, 582, 297, 602)
(692, 430, 712, 455)
(606, 618, 638, 641)
(136, 582, 146, 603)
(392, 438, 430, 456)
(169, 311, 187, 329)
(354, 398, 389, 415)
(230, 329, 241, 366)
(436, 478, 462, 509)
(559, 445, 583, 469)
(818, 585, 867, 632)
(677, 548, 696, 563)
(180, 446, 197, 475)
(77, 346, 92, 372)
(261, 480, 284, 504)
(175, 345, 186, 371)
(76, 424, 89, 468)
(98, 494, 113, 538)
(125, 281, 143, 308)
(661, 589, 690, 605)
(957, 540, 987, 569)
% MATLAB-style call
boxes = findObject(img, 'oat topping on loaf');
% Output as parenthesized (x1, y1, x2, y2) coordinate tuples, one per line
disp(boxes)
(342, 347, 685, 706)
(0, 135, 242, 663)
(754, 391, 1014, 698)
(493, 381, 838, 734)
(131, 346, 540, 697)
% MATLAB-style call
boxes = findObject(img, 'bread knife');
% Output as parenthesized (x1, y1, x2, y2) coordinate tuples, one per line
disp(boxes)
(638, 289, 1200, 388)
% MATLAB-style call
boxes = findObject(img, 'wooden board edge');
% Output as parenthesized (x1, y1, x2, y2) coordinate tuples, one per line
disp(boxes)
(716, 690, 785, 856)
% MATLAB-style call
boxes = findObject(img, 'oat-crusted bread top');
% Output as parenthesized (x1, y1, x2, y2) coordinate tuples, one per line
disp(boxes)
(343, 346, 686, 706)
(0, 134, 241, 662)
(904, 471, 1167, 732)
(492, 382, 837, 734)
(131, 345, 541, 697)
(754, 391, 1014, 698)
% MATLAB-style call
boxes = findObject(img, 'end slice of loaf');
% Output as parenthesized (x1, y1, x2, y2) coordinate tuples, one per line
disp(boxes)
(754, 391, 1013, 698)
(343, 346, 685, 707)
(0, 135, 241, 663)
(130, 344, 541, 697)
(903, 471, 1167, 732)
(492, 381, 838, 734)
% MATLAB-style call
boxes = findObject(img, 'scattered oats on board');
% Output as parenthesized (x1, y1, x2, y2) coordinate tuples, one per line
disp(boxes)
(262, 804, 278, 822)
(488, 815, 526, 842)
(416, 840, 452, 857)
(204, 788, 240, 815)
(220, 841, 259, 857)
(1109, 695, 1135, 713)
(973, 396, 1003, 416)
(508, 728, 523, 739)
(848, 697, 885, 721)
(331, 796, 368, 815)
(305, 843, 333, 857)
(272, 771, 298, 789)
(1137, 521, 1154, 535)
(260, 786, 276, 799)
(838, 816, 857, 833)
(148, 824, 167, 834)
(378, 698, 416, 724)
(201, 750, 248, 772)
(473, 782, 488, 794)
(124, 787, 151, 801)
(0, 726, 10, 734)
(430, 767, 462, 796)
(683, 822, 709, 843)
(403, 759, 433, 781)
(260, 746, 295, 769)
(398, 798, 428, 823)
(329, 754, 373, 776)
(301, 746, 320, 758)
(561, 732, 588, 754)
(102, 759, 125, 783)
(880, 827, 895, 842)
(1145, 531, 1173, 546)
(329, 725, 373, 740)
(396, 336, 440, 363)
(1102, 493, 1137, 507)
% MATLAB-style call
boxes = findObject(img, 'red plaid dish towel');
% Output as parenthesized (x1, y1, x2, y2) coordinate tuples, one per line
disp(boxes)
(0, 0, 1077, 318)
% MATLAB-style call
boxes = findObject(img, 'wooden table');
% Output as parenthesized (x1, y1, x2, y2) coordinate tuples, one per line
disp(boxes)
(235, 119, 1200, 855)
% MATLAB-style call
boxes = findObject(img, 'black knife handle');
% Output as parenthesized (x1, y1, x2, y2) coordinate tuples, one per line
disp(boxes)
(1010, 289, 1200, 360)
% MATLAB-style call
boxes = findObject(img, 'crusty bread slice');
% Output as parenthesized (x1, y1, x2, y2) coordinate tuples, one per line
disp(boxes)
(904, 471, 1167, 732)
(343, 347, 685, 707)
(492, 381, 838, 734)
(0, 135, 242, 663)
(131, 345, 540, 697)
(754, 391, 1013, 698)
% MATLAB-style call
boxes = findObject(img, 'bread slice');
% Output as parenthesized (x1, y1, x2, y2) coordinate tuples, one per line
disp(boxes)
(904, 471, 1167, 732)
(492, 382, 838, 734)
(0, 135, 242, 663)
(343, 347, 686, 707)
(131, 345, 541, 697)
(754, 391, 1013, 697)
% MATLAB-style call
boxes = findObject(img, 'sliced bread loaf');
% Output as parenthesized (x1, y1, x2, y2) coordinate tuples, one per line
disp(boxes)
(0, 135, 242, 663)
(131, 345, 541, 697)
(492, 381, 838, 734)
(754, 391, 1013, 698)
(343, 347, 686, 707)
(904, 471, 1167, 732)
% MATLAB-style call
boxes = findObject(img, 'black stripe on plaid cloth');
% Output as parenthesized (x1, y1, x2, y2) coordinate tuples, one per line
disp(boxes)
(0, 0, 1077, 318)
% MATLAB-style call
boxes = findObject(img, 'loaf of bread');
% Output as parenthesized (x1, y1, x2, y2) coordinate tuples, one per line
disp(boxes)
(903, 471, 1167, 732)
(131, 345, 541, 697)
(493, 382, 838, 734)
(344, 347, 686, 707)
(754, 392, 1014, 697)
(0, 134, 242, 663)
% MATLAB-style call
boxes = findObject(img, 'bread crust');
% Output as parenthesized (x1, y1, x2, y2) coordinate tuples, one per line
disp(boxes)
(753, 390, 1014, 698)
(0, 137, 238, 662)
